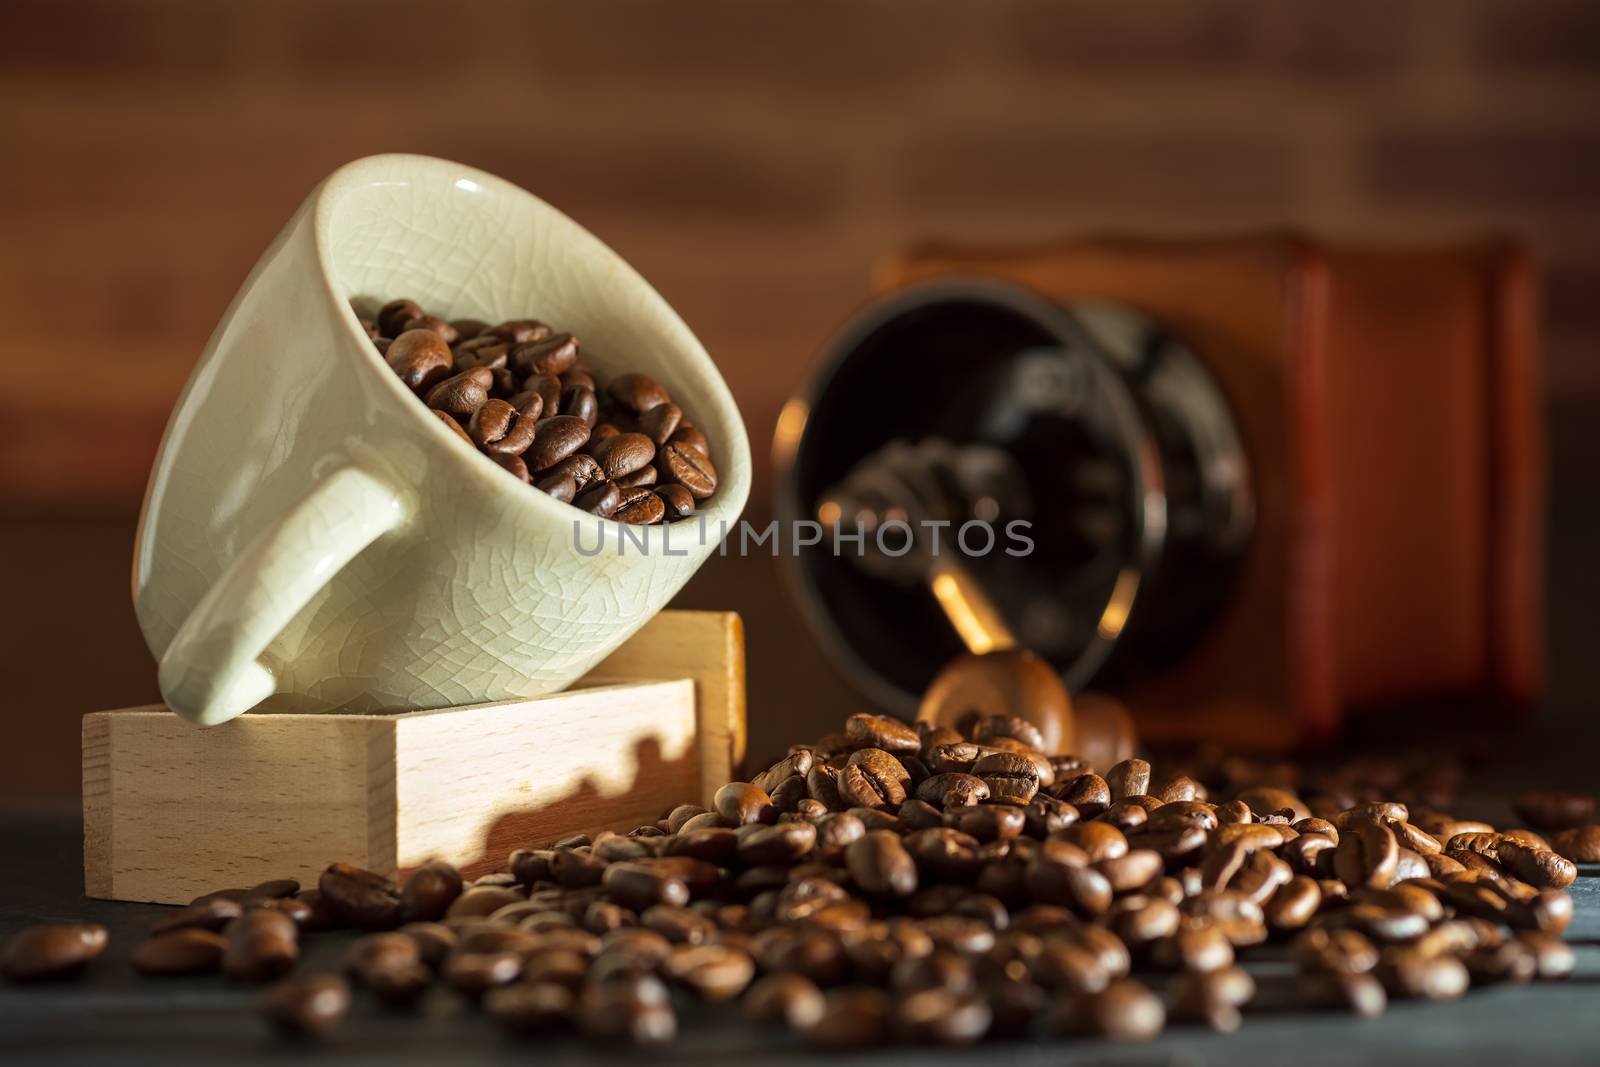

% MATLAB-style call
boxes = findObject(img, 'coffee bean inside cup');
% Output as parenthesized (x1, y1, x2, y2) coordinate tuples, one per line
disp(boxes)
(358, 298, 718, 523)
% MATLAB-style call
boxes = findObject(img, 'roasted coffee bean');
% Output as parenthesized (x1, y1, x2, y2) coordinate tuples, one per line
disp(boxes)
(578, 976, 677, 1045)
(590, 432, 656, 480)
(1293, 928, 1379, 974)
(241, 878, 300, 903)
(1059, 978, 1165, 1041)
(1265, 875, 1322, 930)
(753, 750, 817, 794)
(657, 440, 718, 499)
(665, 422, 708, 457)
(443, 951, 523, 997)
(615, 486, 667, 525)
(1098, 848, 1163, 893)
(1497, 841, 1578, 888)
(521, 373, 563, 415)
(222, 909, 298, 983)
(454, 335, 510, 373)
(448, 885, 527, 919)
(603, 864, 690, 912)
(398, 861, 463, 923)
(1513, 791, 1596, 829)
(715, 782, 773, 826)
(535, 473, 577, 502)
(377, 298, 423, 337)
(1549, 824, 1600, 862)
(541, 452, 603, 493)
(1150, 924, 1235, 973)
(250, 897, 313, 928)
(1058, 773, 1111, 815)
(642, 904, 716, 945)
(846, 713, 921, 753)
(655, 483, 696, 520)
(1299, 968, 1386, 1017)
(737, 822, 818, 865)
(1108, 895, 1180, 946)
(1170, 965, 1255, 1032)
(508, 333, 578, 377)
(1059, 821, 1128, 863)
(743, 973, 825, 1028)
(575, 480, 622, 517)
(848, 831, 918, 897)
(152, 895, 243, 935)
(129, 928, 228, 976)
(1518, 931, 1577, 979)
(1464, 939, 1539, 984)
(663, 943, 756, 1001)
(607, 373, 671, 415)
(343, 932, 421, 988)
(1104, 759, 1152, 802)
(1334, 821, 1399, 889)
(894, 987, 992, 1045)
(803, 988, 891, 1048)
(386, 329, 454, 393)
(525, 414, 591, 471)
(1377, 947, 1469, 1001)
(397, 922, 456, 968)
(401, 314, 457, 343)
(425, 367, 494, 419)
(319, 863, 400, 930)
(484, 981, 574, 1033)
(948, 803, 1027, 844)
(918, 772, 990, 808)
(431, 409, 476, 449)
(485, 319, 549, 345)
(1447, 830, 1503, 861)
(637, 402, 683, 446)
(616, 464, 658, 488)
(261, 974, 350, 1037)
(485, 404, 542, 458)
(838, 760, 906, 811)
(972, 752, 1039, 803)
(2, 923, 108, 983)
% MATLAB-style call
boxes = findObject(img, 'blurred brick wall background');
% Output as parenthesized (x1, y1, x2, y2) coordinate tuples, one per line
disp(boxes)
(2, 0, 1597, 804)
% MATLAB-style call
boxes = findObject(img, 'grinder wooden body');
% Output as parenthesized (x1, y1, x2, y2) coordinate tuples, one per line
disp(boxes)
(882, 234, 1542, 748)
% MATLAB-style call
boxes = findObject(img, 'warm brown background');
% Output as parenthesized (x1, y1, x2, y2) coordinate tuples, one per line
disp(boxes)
(3, 0, 1598, 806)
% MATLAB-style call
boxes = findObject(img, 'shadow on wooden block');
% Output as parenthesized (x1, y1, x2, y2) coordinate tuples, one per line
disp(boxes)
(83, 610, 743, 904)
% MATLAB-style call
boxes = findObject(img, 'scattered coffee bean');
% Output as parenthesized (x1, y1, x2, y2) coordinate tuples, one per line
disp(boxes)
(130, 929, 227, 976)
(222, 909, 298, 983)
(1513, 791, 1596, 830)
(1549, 825, 1600, 862)
(1, 923, 108, 983)
(319, 863, 400, 930)
(17, 707, 1587, 1049)
(260, 974, 351, 1037)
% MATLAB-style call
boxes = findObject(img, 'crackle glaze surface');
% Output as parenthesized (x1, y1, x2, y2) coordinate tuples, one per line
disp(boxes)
(133, 155, 750, 724)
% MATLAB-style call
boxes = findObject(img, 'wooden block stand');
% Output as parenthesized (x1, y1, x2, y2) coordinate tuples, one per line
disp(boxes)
(83, 611, 744, 904)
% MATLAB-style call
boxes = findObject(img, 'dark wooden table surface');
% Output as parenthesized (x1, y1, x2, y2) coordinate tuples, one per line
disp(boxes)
(2, 809, 1597, 1067)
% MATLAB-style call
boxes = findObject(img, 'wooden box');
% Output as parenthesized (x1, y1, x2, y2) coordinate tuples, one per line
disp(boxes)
(83, 610, 744, 904)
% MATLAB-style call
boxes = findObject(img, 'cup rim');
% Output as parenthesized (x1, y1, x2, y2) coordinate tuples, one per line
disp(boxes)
(306, 153, 751, 540)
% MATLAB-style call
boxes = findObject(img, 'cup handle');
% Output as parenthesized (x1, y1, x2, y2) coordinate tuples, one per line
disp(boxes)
(158, 466, 408, 726)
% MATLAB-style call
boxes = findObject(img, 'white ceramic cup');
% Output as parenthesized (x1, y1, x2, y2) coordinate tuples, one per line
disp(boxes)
(134, 154, 750, 726)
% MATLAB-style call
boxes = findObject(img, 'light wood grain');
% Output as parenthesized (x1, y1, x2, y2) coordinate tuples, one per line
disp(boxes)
(82, 610, 743, 903)
(394, 679, 696, 878)
(584, 609, 747, 794)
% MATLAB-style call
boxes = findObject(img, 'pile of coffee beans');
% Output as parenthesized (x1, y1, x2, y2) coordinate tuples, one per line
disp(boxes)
(4, 714, 1592, 1047)
(359, 297, 717, 523)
